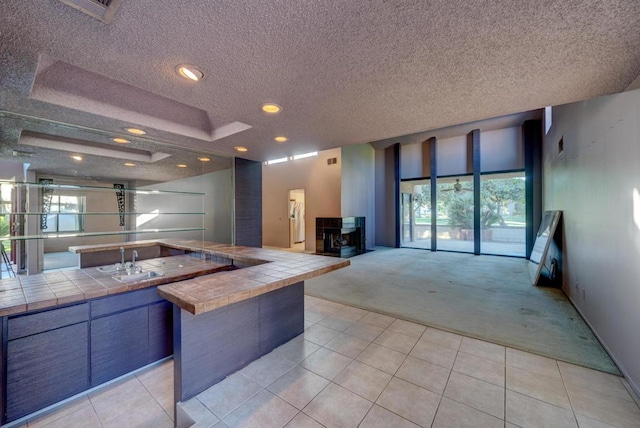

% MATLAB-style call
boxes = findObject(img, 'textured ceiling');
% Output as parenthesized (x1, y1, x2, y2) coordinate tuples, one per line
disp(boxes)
(1, 0, 640, 181)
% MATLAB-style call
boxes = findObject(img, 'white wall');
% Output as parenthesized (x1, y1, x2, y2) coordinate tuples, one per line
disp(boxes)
(481, 127, 524, 172)
(341, 144, 375, 249)
(544, 88, 640, 395)
(400, 141, 423, 179)
(136, 169, 233, 244)
(438, 135, 471, 176)
(0, 162, 23, 181)
(262, 149, 341, 252)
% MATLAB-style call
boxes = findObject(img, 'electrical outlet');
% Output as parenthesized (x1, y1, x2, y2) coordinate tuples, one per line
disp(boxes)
(575, 281, 579, 293)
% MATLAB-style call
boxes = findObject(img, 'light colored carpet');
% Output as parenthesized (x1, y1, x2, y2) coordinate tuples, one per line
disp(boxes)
(306, 247, 619, 375)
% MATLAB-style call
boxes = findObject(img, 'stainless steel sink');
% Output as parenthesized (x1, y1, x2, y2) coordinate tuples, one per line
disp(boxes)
(97, 265, 120, 274)
(112, 271, 163, 282)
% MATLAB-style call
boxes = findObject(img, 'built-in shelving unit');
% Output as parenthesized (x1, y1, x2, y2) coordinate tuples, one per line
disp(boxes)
(0, 181, 206, 242)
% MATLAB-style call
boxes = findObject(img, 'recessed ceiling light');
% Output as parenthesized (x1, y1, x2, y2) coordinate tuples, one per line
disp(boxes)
(71, 155, 82, 161)
(124, 162, 136, 167)
(261, 103, 282, 114)
(274, 136, 288, 143)
(112, 137, 130, 144)
(177, 164, 188, 168)
(176, 65, 204, 81)
(235, 146, 248, 152)
(198, 157, 211, 162)
(125, 127, 146, 135)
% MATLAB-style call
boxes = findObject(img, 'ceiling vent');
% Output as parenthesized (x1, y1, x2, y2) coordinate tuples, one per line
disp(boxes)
(58, 0, 124, 23)
(12, 150, 35, 158)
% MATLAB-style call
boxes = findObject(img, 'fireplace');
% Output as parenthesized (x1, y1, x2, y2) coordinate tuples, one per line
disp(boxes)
(316, 217, 365, 258)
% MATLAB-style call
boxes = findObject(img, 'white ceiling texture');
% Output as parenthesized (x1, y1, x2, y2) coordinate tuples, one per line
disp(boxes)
(1, 0, 639, 182)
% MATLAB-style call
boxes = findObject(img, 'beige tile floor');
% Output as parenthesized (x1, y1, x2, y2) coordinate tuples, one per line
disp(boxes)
(14, 296, 640, 428)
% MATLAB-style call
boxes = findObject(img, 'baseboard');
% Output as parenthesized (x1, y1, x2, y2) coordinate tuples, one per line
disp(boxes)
(566, 294, 640, 399)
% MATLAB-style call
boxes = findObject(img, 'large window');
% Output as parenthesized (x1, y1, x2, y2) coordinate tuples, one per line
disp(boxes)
(0, 185, 10, 238)
(480, 172, 525, 257)
(400, 172, 525, 256)
(44, 195, 85, 233)
(398, 127, 527, 256)
(1, 184, 11, 257)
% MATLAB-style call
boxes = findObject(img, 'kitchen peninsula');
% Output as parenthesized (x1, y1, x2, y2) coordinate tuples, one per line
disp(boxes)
(0, 239, 349, 426)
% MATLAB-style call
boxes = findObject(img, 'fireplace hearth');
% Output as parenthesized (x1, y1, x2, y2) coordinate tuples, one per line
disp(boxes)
(316, 217, 365, 258)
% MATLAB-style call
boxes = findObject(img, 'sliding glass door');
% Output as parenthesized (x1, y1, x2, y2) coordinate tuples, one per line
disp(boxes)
(400, 172, 525, 256)
(400, 180, 431, 249)
(480, 172, 526, 257)
(436, 175, 474, 253)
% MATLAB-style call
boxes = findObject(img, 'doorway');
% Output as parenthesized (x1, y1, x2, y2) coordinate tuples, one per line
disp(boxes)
(288, 189, 305, 251)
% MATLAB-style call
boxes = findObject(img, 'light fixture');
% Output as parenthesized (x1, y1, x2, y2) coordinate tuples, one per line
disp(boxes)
(261, 103, 282, 114)
(235, 146, 248, 152)
(266, 157, 288, 165)
(176, 64, 204, 81)
(177, 164, 188, 168)
(124, 162, 135, 167)
(112, 137, 130, 144)
(125, 127, 146, 135)
(71, 155, 82, 161)
(293, 151, 318, 160)
(198, 157, 211, 162)
(274, 136, 288, 143)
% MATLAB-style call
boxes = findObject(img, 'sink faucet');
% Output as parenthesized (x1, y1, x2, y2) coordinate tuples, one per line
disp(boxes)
(132, 250, 138, 270)
(120, 247, 125, 266)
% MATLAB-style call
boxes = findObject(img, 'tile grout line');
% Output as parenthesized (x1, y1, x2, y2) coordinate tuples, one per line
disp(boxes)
(135, 372, 174, 423)
(307, 300, 593, 426)
(86, 393, 106, 428)
(504, 346, 508, 428)
(303, 315, 427, 426)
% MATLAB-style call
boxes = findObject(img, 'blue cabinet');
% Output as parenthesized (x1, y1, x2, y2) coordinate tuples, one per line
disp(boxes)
(2, 287, 173, 424)
(149, 301, 173, 362)
(5, 311, 89, 421)
(91, 307, 149, 386)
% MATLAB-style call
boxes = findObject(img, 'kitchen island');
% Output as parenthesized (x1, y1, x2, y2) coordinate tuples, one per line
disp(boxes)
(155, 241, 350, 406)
(0, 239, 349, 426)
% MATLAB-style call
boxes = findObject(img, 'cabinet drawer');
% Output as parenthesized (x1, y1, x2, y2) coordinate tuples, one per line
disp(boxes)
(91, 286, 163, 318)
(8, 303, 89, 340)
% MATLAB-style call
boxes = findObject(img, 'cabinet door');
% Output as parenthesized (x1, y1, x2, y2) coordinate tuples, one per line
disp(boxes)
(6, 323, 89, 422)
(91, 307, 149, 386)
(148, 301, 173, 362)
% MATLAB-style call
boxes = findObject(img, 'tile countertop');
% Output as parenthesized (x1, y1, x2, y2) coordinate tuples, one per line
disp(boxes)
(0, 240, 350, 317)
(0, 253, 231, 316)
(156, 240, 350, 315)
